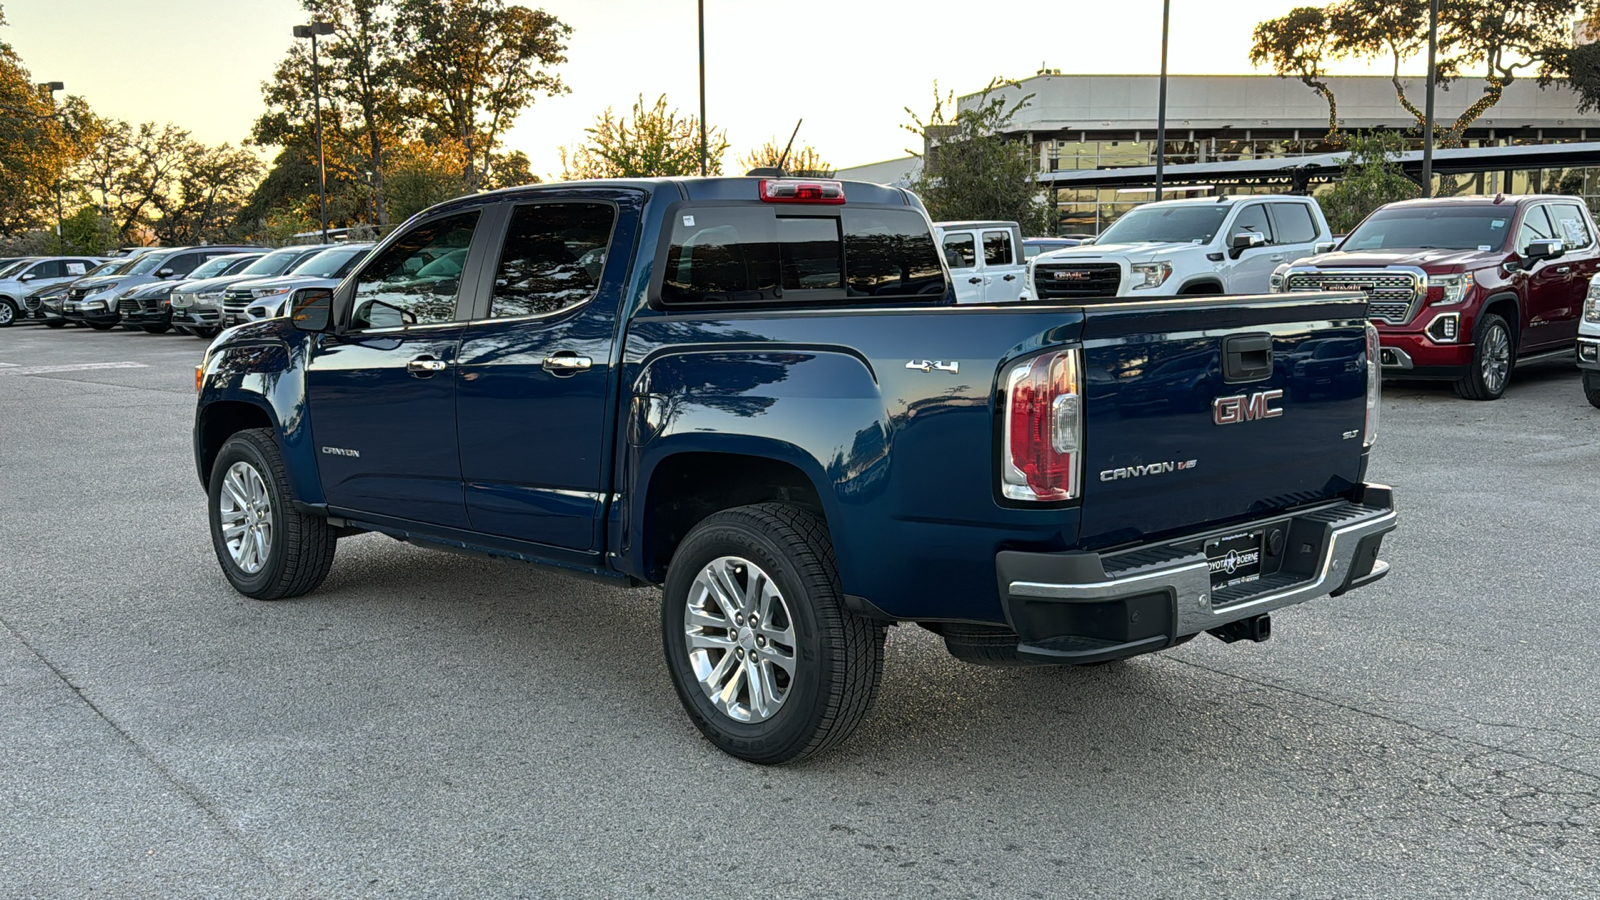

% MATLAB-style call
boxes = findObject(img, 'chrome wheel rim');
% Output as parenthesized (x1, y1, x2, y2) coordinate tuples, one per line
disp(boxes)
(684, 556, 797, 723)
(218, 461, 273, 575)
(1481, 325, 1510, 393)
(0, 303, 12, 324)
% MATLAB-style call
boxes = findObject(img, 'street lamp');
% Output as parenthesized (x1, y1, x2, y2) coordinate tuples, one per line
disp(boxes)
(39, 81, 64, 250)
(1154, 0, 1171, 201)
(293, 21, 336, 242)
(1420, 0, 1439, 198)
(697, 0, 707, 177)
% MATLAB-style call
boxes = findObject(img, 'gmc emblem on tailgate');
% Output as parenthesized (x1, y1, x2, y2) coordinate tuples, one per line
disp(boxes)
(1213, 390, 1284, 425)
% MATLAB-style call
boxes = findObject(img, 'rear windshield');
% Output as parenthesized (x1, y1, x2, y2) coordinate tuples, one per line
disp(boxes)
(1342, 206, 1512, 252)
(659, 206, 946, 306)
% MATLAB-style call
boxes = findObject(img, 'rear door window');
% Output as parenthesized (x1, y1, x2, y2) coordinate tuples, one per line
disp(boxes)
(1269, 203, 1319, 244)
(660, 206, 944, 306)
(982, 230, 1014, 266)
(489, 202, 617, 318)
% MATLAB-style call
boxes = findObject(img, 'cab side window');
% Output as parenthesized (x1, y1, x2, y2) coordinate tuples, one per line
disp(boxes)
(350, 211, 480, 330)
(982, 230, 1014, 266)
(1548, 204, 1594, 251)
(28, 260, 64, 278)
(1269, 202, 1319, 244)
(1515, 205, 1556, 252)
(943, 233, 976, 269)
(489, 203, 616, 318)
(166, 253, 205, 277)
(1232, 204, 1274, 243)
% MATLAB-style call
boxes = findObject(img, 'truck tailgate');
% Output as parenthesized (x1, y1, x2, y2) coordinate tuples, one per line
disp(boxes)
(1076, 293, 1371, 550)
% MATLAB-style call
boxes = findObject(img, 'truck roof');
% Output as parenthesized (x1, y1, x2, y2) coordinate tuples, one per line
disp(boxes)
(1133, 193, 1313, 209)
(469, 176, 916, 208)
(1376, 193, 1576, 210)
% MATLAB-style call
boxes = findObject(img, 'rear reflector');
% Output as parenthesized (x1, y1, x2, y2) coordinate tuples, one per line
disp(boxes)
(758, 179, 845, 204)
(1002, 349, 1082, 502)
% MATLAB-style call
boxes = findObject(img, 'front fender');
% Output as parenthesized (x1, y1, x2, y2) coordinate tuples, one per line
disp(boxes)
(194, 322, 322, 505)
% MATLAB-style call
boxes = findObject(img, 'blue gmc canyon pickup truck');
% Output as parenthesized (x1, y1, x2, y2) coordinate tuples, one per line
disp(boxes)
(193, 176, 1396, 764)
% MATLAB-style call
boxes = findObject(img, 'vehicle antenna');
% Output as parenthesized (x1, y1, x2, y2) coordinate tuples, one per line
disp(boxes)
(777, 119, 803, 174)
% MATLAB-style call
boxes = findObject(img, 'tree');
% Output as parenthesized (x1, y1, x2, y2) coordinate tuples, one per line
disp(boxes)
(384, 138, 467, 221)
(394, 0, 570, 192)
(1250, 7, 1343, 145)
(738, 138, 833, 177)
(0, 5, 93, 235)
(903, 80, 1049, 234)
(1566, 40, 1600, 113)
(559, 94, 728, 179)
(1316, 132, 1420, 233)
(1250, 0, 1579, 148)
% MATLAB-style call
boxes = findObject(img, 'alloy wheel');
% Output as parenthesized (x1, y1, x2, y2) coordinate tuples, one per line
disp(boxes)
(683, 556, 798, 723)
(217, 461, 274, 575)
(1481, 324, 1510, 395)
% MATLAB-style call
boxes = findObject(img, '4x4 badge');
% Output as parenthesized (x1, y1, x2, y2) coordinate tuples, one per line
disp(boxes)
(1213, 390, 1284, 425)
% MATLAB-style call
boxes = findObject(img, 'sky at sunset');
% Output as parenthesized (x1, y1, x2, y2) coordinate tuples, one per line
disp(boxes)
(4, 0, 1435, 180)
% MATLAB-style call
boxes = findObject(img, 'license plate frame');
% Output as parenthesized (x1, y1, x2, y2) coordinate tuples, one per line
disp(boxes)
(1205, 529, 1265, 590)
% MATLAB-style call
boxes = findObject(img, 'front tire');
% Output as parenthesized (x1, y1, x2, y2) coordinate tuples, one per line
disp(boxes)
(0, 299, 16, 327)
(141, 324, 171, 334)
(44, 319, 65, 329)
(1585, 372, 1600, 410)
(1455, 313, 1513, 400)
(662, 503, 885, 764)
(192, 325, 219, 339)
(88, 322, 114, 331)
(208, 428, 336, 600)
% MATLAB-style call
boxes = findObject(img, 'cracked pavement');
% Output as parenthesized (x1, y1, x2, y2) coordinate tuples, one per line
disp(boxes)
(2, 326, 1598, 898)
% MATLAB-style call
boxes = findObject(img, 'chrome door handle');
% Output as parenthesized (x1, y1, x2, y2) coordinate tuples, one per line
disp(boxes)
(1556, 266, 1572, 273)
(1270, 254, 1286, 262)
(542, 353, 593, 375)
(406, 356, 449, 376)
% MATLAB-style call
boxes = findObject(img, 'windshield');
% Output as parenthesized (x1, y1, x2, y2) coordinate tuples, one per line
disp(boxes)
(82, 259, 123, 277)
(290, 246, 369, 278)
(1097, 204, 1231, 245)
(1341, 206, 1513, 252)
(240, 249, 310, 277)
(0, 259, 32, 278)
(126, 252, 172, 275)
(190, 254, 253, 280)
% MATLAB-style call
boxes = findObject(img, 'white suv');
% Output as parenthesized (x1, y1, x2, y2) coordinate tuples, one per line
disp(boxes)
(1580, 278, 1600, 408)
(1028, 195, 1333, 301)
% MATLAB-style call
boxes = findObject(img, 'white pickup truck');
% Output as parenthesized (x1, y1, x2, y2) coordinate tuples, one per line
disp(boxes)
(1028, 195, 1333, 300)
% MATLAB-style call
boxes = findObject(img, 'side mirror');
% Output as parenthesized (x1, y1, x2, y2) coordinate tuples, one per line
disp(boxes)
(1080, 235, 1096, 245)
(290, 287, 334, 332)
(1314, 241, 1337, 255)
(18, 272, 34, 282)
(1229, 232, 1266, 258)
(1524, 239, 1564, 262)
(156, 267, 175, 278)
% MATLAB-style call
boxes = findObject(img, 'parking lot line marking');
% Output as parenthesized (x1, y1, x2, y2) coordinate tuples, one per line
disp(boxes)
(0, 362, 149, 376)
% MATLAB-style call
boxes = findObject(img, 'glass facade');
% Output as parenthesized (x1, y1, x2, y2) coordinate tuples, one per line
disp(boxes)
(1038, 135, 1600, 237)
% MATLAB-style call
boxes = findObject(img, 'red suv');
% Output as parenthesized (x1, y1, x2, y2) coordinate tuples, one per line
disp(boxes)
(1276, 195, 1600, 400)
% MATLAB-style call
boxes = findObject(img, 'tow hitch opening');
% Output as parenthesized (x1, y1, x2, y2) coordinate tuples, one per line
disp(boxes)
(1208, 614, 1272, 644)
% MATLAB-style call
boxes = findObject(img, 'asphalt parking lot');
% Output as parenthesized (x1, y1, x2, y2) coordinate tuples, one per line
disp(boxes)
(3, 323, 1599, 899)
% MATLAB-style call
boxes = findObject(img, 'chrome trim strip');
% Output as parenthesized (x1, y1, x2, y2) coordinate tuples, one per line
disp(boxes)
(1380, 346, 1415, 370)
(1008, 505, 1397, 636)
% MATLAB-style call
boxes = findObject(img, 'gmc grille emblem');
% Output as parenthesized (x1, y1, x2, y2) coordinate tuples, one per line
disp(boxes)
(1051, 270, 1091, 281)
(1213, 390, 1284, 425)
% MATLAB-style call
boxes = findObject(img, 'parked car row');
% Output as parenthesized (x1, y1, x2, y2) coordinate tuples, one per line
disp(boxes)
(1020, 192, 1600, 405)
(9, 242, 373, 339)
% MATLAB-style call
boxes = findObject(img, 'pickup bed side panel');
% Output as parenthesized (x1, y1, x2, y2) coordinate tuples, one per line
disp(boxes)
(615, 306, 1089, 624)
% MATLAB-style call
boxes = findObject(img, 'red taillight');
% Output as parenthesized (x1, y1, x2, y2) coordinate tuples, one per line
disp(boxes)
(758, 178, 845, 204)
(1002, 350, 1082, 501)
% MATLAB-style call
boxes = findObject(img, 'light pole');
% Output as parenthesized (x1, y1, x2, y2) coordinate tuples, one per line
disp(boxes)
(293, 21, 336, 242)
(1154, 0, 1171, 201)
(1420, 0, 1438, 198)
(697, 0, 707, 176)
(40, 81, 64, 250)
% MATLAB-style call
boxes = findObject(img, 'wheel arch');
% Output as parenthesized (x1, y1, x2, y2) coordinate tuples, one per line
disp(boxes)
(1478, 292, 1521, 348)
(195, 400, 277, 488)
(632, 446, 833, 585)
(1176, 277, 1224, 295)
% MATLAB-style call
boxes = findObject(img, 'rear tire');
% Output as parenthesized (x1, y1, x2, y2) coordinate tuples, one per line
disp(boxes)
(192, 325, 219, 339)
(88, 322, 114, 331)
(141, 324, 171, 334)
(1585, 372, 1600, 410)
(1454, 313, 1512, 400)
(662, 503, 885, 764)
(941, 624, 1034, 667)
(44, 320, 65, 329)
(207, 428, 337, 600)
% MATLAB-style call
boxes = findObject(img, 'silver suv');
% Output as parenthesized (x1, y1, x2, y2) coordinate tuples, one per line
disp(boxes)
(170, 244, 336, 337)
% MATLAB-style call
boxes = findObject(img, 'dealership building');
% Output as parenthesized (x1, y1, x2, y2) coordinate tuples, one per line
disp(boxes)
(836, 73, 1600, 234)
